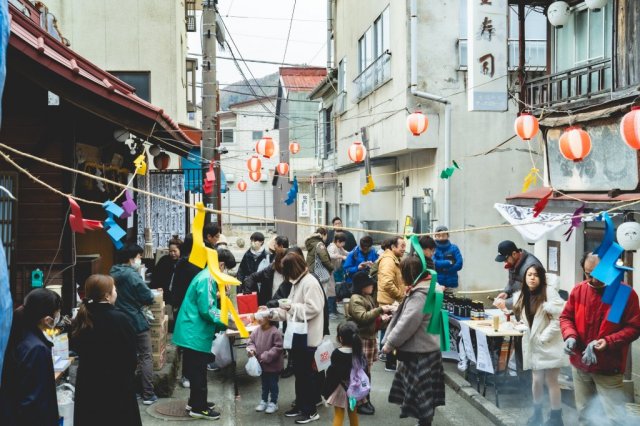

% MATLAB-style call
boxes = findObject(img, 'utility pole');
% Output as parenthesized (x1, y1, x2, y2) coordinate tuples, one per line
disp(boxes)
(202, 0, 218, 224)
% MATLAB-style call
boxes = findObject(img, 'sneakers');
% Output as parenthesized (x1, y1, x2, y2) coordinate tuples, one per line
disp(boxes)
(284, 407, 303, 417)
(329, 313, 340, 320)
(142, 395, 158, 405)
(185, 401, 215, 411)
(281, 367, 294, 378)
(207, 362, 221, 372)
(181, 376, 191, 388)
(265, 402, 278, 414)
(295, 412, 320, 424)
(189, 408, 221, 420)
(378, 353, 387, 362)
(385, 366, 397, 372)
(255, 401, 268, 412)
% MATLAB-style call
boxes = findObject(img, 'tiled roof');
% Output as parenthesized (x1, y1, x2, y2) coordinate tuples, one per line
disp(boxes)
(279, 67, 327, 92)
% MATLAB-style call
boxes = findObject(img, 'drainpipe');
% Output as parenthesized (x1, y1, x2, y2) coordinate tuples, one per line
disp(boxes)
(327, 0, 333, 69)
(410, 0, 451, 228)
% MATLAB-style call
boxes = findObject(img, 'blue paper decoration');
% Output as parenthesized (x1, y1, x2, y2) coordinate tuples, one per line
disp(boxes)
(103, 203, 127, 249)
(591, 212, 633, 323)
(0, 241, 12, 383)
(284, 176, 298, 206)
(103, 200, 125, 218)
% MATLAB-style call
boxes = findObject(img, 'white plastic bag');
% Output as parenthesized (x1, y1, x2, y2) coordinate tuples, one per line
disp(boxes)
(211, 332, 233, 368)
(283, 306, 308, 349)
(57, 383, 75, 426)
(314, 337, 334, 371)
(245, 356, 262, 377)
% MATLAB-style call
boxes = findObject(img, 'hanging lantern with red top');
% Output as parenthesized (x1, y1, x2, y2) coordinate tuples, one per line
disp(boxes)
(249, 171, 261, 182)
(237, 179, 247, 192)
(348, 141, 367, 163)
(514, 113, 540, 141)
(152, 152, 171, 170)
(559, 126, 592, 162)
(276, 162, 290, 176)
(247, 155, 262, 173)
(620, 106, 640, 150)
(255, 135, 275, 158)
(406, 111, 429, 136)
(289, 141, 300, 155)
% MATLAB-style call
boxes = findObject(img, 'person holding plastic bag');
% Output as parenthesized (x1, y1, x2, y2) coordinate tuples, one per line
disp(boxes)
(246, 306, 284, 414)
(268, 252, 325, 424)
(172, 247, 235, 420)
(0, 288, 61, 426)
(71, 274, 141, 426)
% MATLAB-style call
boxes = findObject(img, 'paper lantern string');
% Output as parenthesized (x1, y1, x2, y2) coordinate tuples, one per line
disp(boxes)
(133, 154, 147, 175)
(533, 190, 553, 218)
(440, 161, 460, 180)
(284, 176, 298, 206)
(102, 201, 127, 249)
(68, 197, 103, 233)
(591, 212, 633, 323)
(361, 174, 375, 195)
(408, 235, 450, 352)
(120, 190, 137, 218)
(203, 163, 215, 195)
(563, 204, 585, 241)
(522, 167, 539, 193)
(189, 202, 248, 337)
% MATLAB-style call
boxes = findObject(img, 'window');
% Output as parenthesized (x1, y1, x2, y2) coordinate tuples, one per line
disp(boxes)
(354, 7, 392, 100)
(324, 106, 333, 157)
(186, 58, 198, 113)
(221, 129, 234, 144)
(358, 27, 373, 73)
(252, 131, 263, 140)
(335, 59, 347, 114)
(110, 71, 151, 102)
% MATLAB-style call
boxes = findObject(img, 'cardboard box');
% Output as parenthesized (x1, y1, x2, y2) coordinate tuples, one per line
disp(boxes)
(149, 315, 168, 338)
(151, 334, 167, 354)
(151, 289, 164, 305)
(150, 301, 165, 314)
(153, 349, 166, 370)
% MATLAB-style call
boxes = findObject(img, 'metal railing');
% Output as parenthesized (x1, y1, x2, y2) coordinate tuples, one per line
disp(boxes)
(525, 58, 612, 111)
(334, 91, 347, 115)
(458, 39, 547, 71)
(353, 51, 392, 101)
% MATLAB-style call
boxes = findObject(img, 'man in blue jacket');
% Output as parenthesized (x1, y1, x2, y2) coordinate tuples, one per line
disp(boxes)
(433, 226, 463, 290)
(343, 236, 378, 284)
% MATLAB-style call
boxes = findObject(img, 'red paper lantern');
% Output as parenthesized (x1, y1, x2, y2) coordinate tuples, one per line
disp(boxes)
(247, 155, 262, 173)
(152, 152, 171, 170)
(559, 126, 592, 162)
(514, 113, 540, 141)
(348, 141, 367, 163)
(276, 162, 289, 176)
(620, 106, 640, 150)
(255, 135, 275, 158)
(289, 141, 300, 155)
(406, 111, 429, 136)
(249, 171, 261, 182)
(237, 179, 247, 192)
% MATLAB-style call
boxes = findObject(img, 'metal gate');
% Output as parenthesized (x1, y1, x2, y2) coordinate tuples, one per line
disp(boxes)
(0, 172, 17, 284)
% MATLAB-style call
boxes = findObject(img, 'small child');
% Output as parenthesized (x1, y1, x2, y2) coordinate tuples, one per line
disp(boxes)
(323, 321, 367, 426)
(247, 306, 284, 414)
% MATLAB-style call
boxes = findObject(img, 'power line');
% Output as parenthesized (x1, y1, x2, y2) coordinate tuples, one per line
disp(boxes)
(281, 0, 297, 65)
(222, 14, 325, 23)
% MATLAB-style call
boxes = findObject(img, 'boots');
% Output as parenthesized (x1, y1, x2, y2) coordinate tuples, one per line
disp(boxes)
(526, 404, 543, 426)
(545, 409, 563, 426)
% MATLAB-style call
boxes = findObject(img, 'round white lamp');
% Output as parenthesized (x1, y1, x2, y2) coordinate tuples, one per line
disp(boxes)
(547, 1, 571, 28)
(585, 0, 608, 12)
(617, 221, 640, 251)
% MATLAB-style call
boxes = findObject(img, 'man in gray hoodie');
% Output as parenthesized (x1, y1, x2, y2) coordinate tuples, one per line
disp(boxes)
(494, 240, 543, 310)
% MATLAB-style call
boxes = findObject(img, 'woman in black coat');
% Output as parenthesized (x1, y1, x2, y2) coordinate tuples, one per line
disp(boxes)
(71, 274, 141, 426)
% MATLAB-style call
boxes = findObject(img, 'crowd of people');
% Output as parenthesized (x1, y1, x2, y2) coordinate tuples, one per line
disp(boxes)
(2, 217, 640, 426)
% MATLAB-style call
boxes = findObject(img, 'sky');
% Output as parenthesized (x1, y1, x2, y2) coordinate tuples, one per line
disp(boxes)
(187, 0, 327, 87)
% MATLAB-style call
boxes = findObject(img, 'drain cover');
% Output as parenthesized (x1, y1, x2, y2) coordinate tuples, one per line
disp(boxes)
(153, 400, 191, 417)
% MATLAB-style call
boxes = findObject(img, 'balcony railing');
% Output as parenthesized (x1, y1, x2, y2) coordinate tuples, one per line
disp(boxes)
(458, 39, 547, 71)
(525, 58, 612, 111)
(334, 91, 347, 115)
(353, 51, 391, 101)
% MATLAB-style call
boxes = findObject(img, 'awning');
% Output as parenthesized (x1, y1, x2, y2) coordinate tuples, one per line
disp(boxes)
(506, 187, 640, 211)
(8, 5, 198, 155)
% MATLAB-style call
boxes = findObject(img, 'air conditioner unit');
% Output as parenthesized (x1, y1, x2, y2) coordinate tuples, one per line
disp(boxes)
(225, 173, 235, 183)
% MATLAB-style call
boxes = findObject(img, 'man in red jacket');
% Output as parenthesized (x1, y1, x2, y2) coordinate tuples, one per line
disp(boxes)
(560, 253, 640, 425)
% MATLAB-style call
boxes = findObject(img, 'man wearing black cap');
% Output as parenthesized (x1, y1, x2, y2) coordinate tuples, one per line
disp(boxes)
(494, 240, 542, 310)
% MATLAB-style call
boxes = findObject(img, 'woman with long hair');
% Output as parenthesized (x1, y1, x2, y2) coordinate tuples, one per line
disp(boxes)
(0, 288, 61, 425)
(71, 274, 141, 426)
(242, 242, 289, 306)
(513, 265, 567, 426)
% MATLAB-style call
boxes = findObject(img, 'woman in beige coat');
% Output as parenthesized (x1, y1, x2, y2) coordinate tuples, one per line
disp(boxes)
(513, 265, 568, 426)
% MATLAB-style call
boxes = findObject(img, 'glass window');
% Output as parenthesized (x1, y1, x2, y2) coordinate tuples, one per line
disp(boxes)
(338, 59, 346, 92)
(110, 71, 151, 102)
(221, 129, 234, 144)
(358, 27, 373, 72)
(252, 130, 263, 140)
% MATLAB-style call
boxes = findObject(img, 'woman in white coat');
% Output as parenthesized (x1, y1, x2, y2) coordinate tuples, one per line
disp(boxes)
(513, 264, 568, 426)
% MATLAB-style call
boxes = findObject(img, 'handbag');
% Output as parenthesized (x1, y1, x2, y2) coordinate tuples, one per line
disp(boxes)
(314, 337, 334, 371)
(314, 243, 331, 284)
(237, 292, 258, 314)
(283, 305, 308, 349)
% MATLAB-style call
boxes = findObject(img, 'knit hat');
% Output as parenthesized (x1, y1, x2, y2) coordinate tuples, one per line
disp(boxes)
(352, 271, 375, 294)
(435, 225, 449, 233)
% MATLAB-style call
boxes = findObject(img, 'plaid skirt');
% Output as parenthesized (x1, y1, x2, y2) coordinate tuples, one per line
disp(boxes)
(388, 351, 445, 422)
(362, 337, 378, 373)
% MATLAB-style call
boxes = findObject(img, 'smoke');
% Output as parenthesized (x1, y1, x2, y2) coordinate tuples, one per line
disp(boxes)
(578, 389, 637, 426)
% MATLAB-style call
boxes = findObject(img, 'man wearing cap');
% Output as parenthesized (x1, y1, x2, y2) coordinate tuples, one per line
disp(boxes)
(494, 240, 542, 310)
(433, 226, 463, 291)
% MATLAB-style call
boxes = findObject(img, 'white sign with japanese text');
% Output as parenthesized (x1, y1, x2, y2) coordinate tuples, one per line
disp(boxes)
(460, 322, 476, 363)
(467, 0, 508, 111)
(475, 330, 495, 374)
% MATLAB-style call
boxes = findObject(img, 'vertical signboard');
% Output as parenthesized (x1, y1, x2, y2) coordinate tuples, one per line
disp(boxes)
(467, 0, 508, 111)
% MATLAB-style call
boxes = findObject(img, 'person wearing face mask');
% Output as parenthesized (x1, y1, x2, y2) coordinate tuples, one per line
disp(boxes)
(0, 288, 61, 426)
(237, 232, 268, 285)
(71, 274, 141, 426)
(110, 244, 157, 405)
(493, 240, 542, 310)
(432, 226, 463, 293)
(151, 235, 183, 300)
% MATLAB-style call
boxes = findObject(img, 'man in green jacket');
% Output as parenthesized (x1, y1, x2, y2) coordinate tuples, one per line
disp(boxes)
(110, 244, 157, 405)
(172, 248, 236, 420)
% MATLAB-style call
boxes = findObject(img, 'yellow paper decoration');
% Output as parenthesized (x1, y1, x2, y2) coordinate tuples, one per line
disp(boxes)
(522, 167, 539, 193)
(361, 174, 375, 195)
(188, 202, 207, 268)
(133, 154, 147, 175)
